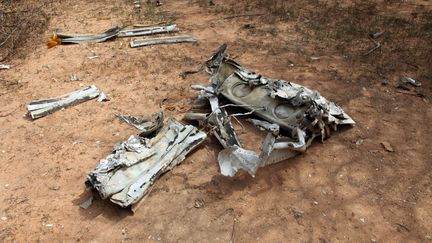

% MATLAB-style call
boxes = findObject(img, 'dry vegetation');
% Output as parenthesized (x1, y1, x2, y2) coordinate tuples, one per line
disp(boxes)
(0, 0, 431, 241)
(203, 0, 432, 85)
(0, 0, 49, 62)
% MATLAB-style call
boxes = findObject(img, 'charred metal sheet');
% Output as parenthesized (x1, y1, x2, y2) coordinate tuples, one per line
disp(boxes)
(117, 112, 164, 136)
(118, 24, 177, 37)
(192, 44, 355, 177)
(86, 118, 206, 208)
(27, 85, 101, 119)
(129, 35, 197, 48)
(55, 26, 120, 44)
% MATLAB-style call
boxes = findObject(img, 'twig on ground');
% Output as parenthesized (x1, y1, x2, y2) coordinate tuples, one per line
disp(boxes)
(224, 13, 266, 19)
(180, 65, 204, 79)
(364, 37, 381, 56)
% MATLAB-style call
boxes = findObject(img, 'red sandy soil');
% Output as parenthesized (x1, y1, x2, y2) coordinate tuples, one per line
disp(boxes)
(0, 0, 431, 242)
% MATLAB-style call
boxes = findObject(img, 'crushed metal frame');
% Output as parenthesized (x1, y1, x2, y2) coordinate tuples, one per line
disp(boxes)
(86, 117, 206, 208)
(186, 44, 355, 177)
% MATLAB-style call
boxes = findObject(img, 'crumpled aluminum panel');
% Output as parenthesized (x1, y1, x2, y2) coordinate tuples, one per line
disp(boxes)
(86, 118, 206, 207)
(191, 44, 355, 177)
(211, 59, 354, 137)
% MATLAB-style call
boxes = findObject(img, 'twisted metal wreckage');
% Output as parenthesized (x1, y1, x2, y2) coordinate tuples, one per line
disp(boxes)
(86, 44, 354, 209)
(186, 44, 355, 177)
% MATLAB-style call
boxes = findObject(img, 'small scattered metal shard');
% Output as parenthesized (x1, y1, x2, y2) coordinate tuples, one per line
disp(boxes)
(218, 146, 260, 177)
(86, 118, 206, 208)
(129, 35, 197, 48)
(117, 112, 164, 136)
(97, 92, 109, 102)
(369, 31, 384, 39)
(401, 76, 421, 87)
(247, 118, 279, 134)
(191, 44, 355, 177)
(0, 64, 11, 70)
(27, 85, 101, 119)
(71, 73, 78, 81)
(118, 24, 177, 37)
(79, 196, 93, 209)
(55, 26, 121, 44)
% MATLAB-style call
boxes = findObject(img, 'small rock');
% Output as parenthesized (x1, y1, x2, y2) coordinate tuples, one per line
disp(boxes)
(381, 141, 394, 152)
(310, 56, 321, 61)
(313, 201, 319, 205)
(360, 218, 365, 223)
(381, 79, 389, 85)
(369, 31, 384, 39)
(1, 216, 7, 221)
(49, 185, 60, 191)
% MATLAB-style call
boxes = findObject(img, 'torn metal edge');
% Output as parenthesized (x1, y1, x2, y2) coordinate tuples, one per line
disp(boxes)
(56, 26, 121, 44)
(118, 24, 177, 37)
(86, 118, 206, 208)
(27, 85, 102, 119)
(191, 44, 355, 177)
(0, 64, 11, 70)
(129, 35, 197, 48)
(117, 112, 164, 136)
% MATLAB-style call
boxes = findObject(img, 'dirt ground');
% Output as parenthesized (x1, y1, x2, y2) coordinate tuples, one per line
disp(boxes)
(1, 0, 432, 242)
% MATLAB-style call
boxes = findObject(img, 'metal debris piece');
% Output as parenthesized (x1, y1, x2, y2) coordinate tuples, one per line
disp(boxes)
(369, 31, 384, 39)
(117, 112, 164, 136)
(118, 24, 177, 37)
(129, 35, 197, 48)
(0, 64, 11, 70)
(190, 44, 355, 177)
(79, 196, 94, 209)
(218, 146, 261, 176)
(27, 85, 101, 119)
(401, 76, 421, 87)
(185, 85, 241, 148)
(71, 73, 78, 81)
(194, 199, 205, 208)
(54, 26, 121, 44)
(247, 118, 279, 135)
(97, 92, 110, 102)
(86, 118, 206, 208)
(133, 0, 141, 8)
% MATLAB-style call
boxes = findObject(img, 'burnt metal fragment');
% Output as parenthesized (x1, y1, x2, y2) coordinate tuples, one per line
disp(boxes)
(190, 44, 355, 177)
